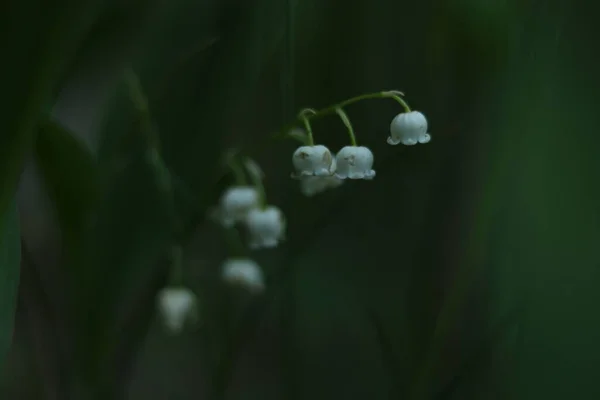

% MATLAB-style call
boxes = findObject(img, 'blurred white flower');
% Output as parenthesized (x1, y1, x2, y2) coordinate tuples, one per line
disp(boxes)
(335, 146, 376, 180)
(222, 258, 265, 293)
(245, 205, 286, 249)
(300, 155, 344, 196)
(291, 145, 335, 178)
(216, 186, 260, 227)
(157, 286, 196, 334)
(300, 175, 344, 196)
(388, 111, 431, 145)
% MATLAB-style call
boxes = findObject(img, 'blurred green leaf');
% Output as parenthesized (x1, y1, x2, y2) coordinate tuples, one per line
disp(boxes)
(0, 0, 105, 219)
(34, 119, 99, 264)
(74, 142, 174, 386)
(432, 1, 600, 399)
(0, 200, 21, 371)
(70, 0, 298, 385)
(290, 266, 391, 399)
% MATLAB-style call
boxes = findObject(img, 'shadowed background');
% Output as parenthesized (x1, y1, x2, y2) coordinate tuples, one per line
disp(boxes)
(1, 0, 599, 399)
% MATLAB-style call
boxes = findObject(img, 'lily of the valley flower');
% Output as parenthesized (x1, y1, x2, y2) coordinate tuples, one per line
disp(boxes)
(335, 146, 376, 180)
(222, 258, 265, 293)
(217, 186, 260, 227)
(157, 287, 196, 334)
(300, 175, 344, 196)
(291, 145, 335, 178)
(388, 111, 431, 145)
(245, 205, 286, 249)
(300, 155, 344, 196)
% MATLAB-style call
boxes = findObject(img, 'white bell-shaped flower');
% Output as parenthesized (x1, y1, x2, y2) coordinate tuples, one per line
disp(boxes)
(388, 111, 431, 145)
(222, 258, 265, 293)
(300, 175, 344, 197)
(300, 153, 344, 196)
(245, 205, 286, 249)
(335, 146, 376, 180)
(291, 145, 335, 178)
(217, 186, 260, 227)
(157, 287, 196, 334)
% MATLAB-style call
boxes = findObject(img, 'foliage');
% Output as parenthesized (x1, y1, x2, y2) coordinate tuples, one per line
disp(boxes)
(1, 0, 599, 399)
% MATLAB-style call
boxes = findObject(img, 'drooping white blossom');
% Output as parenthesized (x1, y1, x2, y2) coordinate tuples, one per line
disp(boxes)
(157, 286, 197, 334)
(245, 205, 286, 249)
(300, 175, 344, 196)
(388, 111, 431, 145)
(299, 154, 344, 196)
(291, 145, 335, 178)
(335, 146, 376, 180)
(216, 186, 260, 227)
(222, 258, 265, 293)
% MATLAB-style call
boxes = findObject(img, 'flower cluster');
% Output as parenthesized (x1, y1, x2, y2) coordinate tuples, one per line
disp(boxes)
(209, 154, 288, 295)
(289, 91, 430, 196)
(292, 144, 376, 181)
(156, 90, 430, 334)
(213, 160, 285, 251)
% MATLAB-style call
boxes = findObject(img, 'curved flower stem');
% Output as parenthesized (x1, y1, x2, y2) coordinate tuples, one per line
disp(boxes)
(226, 157, 248, 185)
(167, 245, 184, 286)
(299, 108, 317, 116)
(285, 128, 311, 144)
(298, 111, 315, 145)
(389, 95, 411, 112)
(125, 68, 161, 152)
(314, 90, 409, 117)
(270, 89, 411, 143)
(335, 107, 357, 146)
(222, 225, 248, 258)
(243, 157, 264, 182)
(246, 157, 267, 208)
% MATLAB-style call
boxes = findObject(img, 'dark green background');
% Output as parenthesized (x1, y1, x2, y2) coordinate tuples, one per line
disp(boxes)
(1, 0, 599, 399)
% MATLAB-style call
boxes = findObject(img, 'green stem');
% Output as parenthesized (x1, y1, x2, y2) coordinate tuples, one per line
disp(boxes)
(227, 157, 248, 185)
(298, 111, 315, 145)
(285, 128, 311, 145)
(222, 226, 247, 258)
(409, 260, 477, 400)
(125, 68, 182, 235)
(248, 159, 268, 208)
(169, 245, 184, 286)
(390, 95, 411, 112)
(272, 90, 410, 144)
(301, 90, 409, 121)
(299, 108, 317, 115)
(245, 158, 267, 208)
(335, 107, 357, 146)
(124, 68, 162, 152)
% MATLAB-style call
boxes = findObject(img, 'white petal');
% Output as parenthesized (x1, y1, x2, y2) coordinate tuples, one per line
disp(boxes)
(260, 238, 279, 248)
(314, 168, 335, 177)
(245, 206, 285, 248)
(389, 111, 428, 145)
(336, 146, 375, 180)
(418, 133, 431, 144)
(157, 287, 196, 334)
(291, 170, 314, 179)
(387, 136, 402, 145)
(292, 145, 334, 177)
(222, 258, 265, 292)
(363, 170, 376, 180)
(220, 186, 260, 222)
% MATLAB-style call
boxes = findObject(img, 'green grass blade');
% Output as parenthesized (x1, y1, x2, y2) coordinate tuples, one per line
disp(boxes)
(0, 200, 21, 371)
